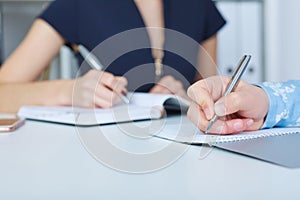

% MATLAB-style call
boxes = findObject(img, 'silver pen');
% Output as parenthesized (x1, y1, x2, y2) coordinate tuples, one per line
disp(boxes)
(76, 44, 130, 104)
(205, 55, 251, 134)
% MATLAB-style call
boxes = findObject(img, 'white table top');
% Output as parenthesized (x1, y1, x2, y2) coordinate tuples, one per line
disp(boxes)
(0, 115, 299, 200)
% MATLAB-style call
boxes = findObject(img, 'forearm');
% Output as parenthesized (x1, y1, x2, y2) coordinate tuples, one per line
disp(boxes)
(256, 80, 300, 128)
(195, 35, 218, 81)
(0, 79, 73, 113)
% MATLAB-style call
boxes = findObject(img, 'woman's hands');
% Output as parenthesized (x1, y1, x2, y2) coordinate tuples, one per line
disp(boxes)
(150, 75, 189, 100)
(74, 74, 189, 108)
(187, 76, 269, 134)
(73, 70, 128, 108)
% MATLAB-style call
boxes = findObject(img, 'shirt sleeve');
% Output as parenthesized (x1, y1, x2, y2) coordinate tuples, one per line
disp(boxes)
(255, 80, 300, 129)
(38, 0, 78, 45)
(202, 0, 226, 41)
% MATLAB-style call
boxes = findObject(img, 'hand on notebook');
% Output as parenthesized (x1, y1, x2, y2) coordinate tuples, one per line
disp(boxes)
(150, 75, 189, 100)
(73, 70, 128, 108)
(187, 76, 269, 134)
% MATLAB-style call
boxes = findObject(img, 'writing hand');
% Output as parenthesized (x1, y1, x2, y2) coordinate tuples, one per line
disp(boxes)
(73, 70, 128, 108)
(187, 76, 269, 134)
(149, 75, 189, 100)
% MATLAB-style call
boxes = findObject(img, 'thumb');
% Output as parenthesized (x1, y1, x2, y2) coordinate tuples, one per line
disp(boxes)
(214, 92, 242, 116)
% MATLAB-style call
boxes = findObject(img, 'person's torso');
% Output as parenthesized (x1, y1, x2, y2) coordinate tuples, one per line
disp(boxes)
(74, 0, 210, 91)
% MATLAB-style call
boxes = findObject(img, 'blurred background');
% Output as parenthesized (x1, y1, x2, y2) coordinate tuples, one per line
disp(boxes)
(0, 0, 299, 83)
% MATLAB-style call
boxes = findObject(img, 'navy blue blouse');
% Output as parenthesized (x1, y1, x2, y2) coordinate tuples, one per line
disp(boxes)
(39, 0, 225, 91)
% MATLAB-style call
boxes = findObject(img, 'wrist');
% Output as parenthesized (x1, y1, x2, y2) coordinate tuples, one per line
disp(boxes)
(57, 79, 74, 106)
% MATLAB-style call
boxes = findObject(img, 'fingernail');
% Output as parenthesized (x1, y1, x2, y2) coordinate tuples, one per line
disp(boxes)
(233, 122, 243, 131)
(214, 103, 226, 116)
(247, 119, 254, 126)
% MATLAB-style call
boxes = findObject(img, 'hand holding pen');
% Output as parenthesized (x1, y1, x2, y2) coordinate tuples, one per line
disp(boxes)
(72, 44, 129, 108)
(204, 55, 251, 133)
(187, 55, 268, 135)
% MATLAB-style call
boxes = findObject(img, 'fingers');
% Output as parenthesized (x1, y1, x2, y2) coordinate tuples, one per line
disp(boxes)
(94, 84, 121, 108)
(214, 93, 242, 117)
(115, 76, 128, 94)
(210, 118, 254, 135)
(213, 83, 269, 119)
(150, 75, 189, 99)
(187, 82, 215, 120)
(187, 76, 229, 120)
(188, 76, 229, 101)
(96, 72, 128, 107)
(150, 84, 170, 94)
(150, 76, 180, 93)
(187, 102, 255, 134)
(76, 70, 128, 108)
(187, 102, 208, 131)
(100, 72, 128, 95)
(186, 76, 266, 134)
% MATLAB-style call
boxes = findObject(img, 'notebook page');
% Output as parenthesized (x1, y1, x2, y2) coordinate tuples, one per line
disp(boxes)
(18, 104, 163, 126)
(17, 106, 79, 125)
(77, 104, 162, 125)
(129, 92, 190, 109)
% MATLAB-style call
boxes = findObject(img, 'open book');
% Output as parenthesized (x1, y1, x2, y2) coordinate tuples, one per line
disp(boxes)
(17, 92, 190, 126)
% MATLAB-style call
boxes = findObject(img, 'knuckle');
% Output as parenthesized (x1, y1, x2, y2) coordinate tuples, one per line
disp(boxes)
(86, 70, 95, 76)
(116, 79, 126, 89)
(87, 69, 100, 79)
(105, 74, 115, 85)
(119, 77, 128, 85)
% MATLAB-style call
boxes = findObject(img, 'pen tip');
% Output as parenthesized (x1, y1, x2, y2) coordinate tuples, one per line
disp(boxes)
(205, 122, 213, 134)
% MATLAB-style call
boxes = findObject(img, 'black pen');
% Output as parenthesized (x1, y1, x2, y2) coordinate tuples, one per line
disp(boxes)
(205, 55, 251, 134)
(75, 44, 130, 104)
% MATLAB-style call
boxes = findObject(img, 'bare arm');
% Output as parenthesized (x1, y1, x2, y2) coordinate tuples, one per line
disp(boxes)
(0, 80, 73, 113)
(0, 19, 128, 113)
(195, 34, 218, 81)
(0, 19, 73, 113)
(0, 19, 64, 82)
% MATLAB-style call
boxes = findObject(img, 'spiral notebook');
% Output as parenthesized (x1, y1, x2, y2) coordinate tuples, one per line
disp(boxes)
(214, 132, 300, 168)
(154, 118, 300, 145)
(155, 119, 300, 168)
(198, 127, 300, 144)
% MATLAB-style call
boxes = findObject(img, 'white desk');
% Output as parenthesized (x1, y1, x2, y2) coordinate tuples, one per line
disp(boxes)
(0, 116, 299, 200)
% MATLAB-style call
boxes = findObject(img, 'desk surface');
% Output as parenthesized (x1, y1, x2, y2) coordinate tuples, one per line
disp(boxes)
(0, 115, 299, 200)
